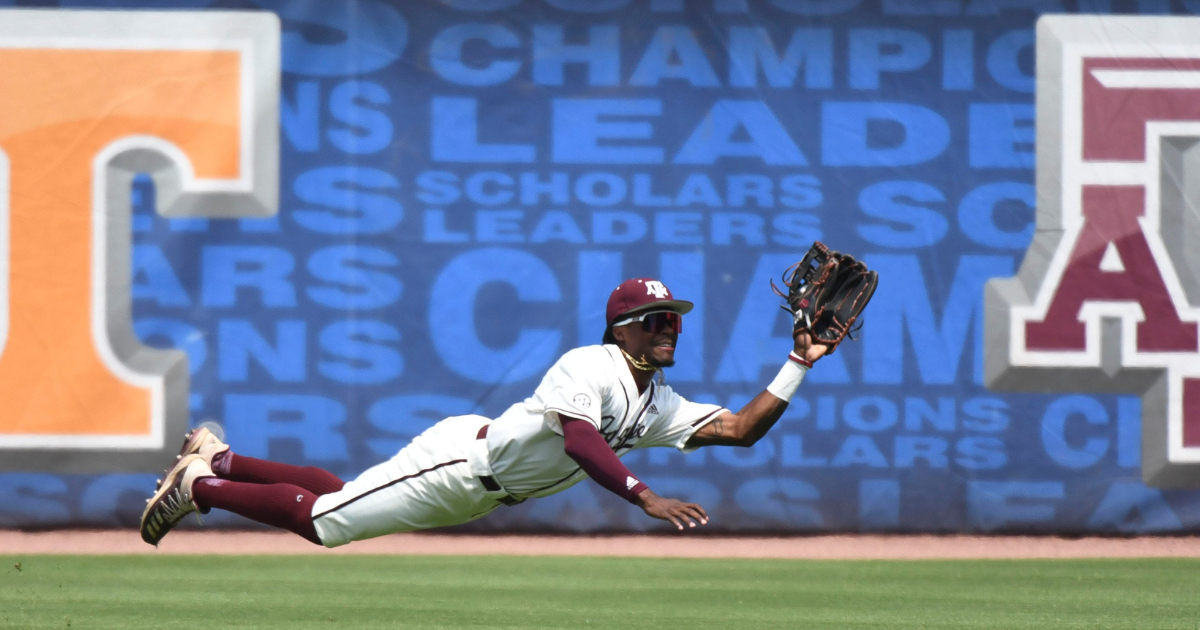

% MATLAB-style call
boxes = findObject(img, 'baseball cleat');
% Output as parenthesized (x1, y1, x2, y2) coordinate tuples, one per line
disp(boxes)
(176, 426, 229, 467)
(139, 454, 214, 546)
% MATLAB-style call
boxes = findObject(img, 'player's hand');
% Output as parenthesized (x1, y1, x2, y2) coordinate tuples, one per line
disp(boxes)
(635, 489, 708, 531)
(793, 328, 829, 364)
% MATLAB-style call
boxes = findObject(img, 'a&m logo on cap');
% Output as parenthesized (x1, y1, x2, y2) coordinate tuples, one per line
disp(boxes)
(645, 281, 669, 299)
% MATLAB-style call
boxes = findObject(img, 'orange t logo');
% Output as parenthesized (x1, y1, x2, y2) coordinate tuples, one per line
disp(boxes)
(0, 10, 279, 472)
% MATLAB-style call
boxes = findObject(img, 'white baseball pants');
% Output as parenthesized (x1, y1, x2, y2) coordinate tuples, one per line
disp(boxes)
(310, 414, 504, 548)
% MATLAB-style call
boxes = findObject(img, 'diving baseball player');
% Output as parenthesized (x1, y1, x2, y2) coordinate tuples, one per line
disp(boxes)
(141, 277, 827, 546)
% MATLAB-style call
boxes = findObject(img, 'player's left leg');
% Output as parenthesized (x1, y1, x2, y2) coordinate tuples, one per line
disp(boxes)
(179, 427, 345, 495)
(212, 453, 345, 496)
(191, 478, 322, 544)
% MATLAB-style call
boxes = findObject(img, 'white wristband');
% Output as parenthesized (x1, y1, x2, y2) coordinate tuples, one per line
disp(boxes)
(766, 352, 811, 402)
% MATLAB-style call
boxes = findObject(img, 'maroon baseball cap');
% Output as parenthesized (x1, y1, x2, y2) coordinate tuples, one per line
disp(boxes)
(605, 278, 694, 326)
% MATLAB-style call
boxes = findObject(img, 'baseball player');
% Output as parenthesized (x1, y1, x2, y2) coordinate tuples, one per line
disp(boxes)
(141, 277, 826, 546)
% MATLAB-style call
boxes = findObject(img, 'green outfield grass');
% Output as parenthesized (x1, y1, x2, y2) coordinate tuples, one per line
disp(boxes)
(1, 554, 1197, 629)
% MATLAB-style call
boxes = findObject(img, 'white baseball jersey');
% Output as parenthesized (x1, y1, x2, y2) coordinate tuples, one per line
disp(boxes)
(484, 344, 728, 498)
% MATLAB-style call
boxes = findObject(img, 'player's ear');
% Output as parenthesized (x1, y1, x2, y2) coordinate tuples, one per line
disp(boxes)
(612, 324, 627, 347)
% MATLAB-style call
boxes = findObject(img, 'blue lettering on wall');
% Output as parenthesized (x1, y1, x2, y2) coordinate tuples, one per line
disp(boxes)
(532, 25, 620, 86)
(967, 481, 1062, 531)
(862, 254, 1013, 385)
(822, 102, 950, 166)
(367, 394, 480, 458)
(553, 99, 664, 164)
(306, 245, 403, 310)
(676, 101, 807, 165)
(201, 247, 297, 308)
(328, 81, 394, 154)
(251, 0, 406, 77)
(219, 320, 306, 382)
(430, 23, 521, 86)
(432, 97, 536, 162)
(224, 394, 349, 461)
(1041, 395, 1109, 469)
(429, 248, 562, 383)
(735, 476, 824, 526)
(856, 180, 948, 248)
(848, 28, 931, 89)
(318, 320, 404, 384)
(292, 166, 404, 234)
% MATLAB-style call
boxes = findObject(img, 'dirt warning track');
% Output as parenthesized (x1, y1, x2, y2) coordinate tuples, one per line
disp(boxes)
(3, 530, 1200, 559)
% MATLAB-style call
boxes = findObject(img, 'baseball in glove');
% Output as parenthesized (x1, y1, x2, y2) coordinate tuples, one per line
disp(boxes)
(771, 241, 878, 353)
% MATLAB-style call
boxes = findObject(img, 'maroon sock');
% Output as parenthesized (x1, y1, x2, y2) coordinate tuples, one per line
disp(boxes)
(212, 452, 345, 496)
(193, 478, 322, 545)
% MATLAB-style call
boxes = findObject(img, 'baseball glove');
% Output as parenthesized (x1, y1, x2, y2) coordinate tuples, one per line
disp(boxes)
(771, 241, 879, 353)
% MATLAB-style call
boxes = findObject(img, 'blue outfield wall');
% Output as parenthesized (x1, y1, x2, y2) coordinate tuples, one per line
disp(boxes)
(3, 0, 1198, 533)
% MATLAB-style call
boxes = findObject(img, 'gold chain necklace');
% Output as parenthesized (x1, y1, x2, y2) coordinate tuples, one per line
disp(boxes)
(620, 347, 665, 385)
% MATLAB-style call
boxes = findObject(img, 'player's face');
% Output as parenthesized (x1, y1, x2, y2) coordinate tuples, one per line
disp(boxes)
(617, 313, 679, 368)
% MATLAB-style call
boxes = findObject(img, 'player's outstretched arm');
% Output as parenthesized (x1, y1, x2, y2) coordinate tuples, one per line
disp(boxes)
(560, 416, 708, 531)
(686, 329, 827, 449)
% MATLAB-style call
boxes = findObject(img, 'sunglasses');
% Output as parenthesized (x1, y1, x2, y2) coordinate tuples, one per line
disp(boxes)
(614, 310, 682, 334)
